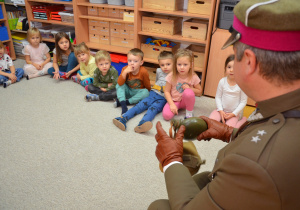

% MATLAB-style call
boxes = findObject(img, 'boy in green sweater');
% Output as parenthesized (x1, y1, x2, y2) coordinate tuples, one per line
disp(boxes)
(85, 50, 118, 101)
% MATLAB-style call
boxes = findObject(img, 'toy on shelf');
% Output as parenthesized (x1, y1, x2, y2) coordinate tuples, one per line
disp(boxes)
(145, 38, 176, 48)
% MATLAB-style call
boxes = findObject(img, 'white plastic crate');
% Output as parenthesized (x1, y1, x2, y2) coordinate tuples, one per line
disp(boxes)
(108, 0, 125, 5)
(125, 0, 134, 6)
(89, 0, 108, 3)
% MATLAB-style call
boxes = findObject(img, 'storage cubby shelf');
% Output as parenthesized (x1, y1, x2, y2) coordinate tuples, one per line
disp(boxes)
(138, 8, 210, 20)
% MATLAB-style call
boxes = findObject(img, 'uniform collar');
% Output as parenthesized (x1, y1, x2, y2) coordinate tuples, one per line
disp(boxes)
(256, 88, 300, 119)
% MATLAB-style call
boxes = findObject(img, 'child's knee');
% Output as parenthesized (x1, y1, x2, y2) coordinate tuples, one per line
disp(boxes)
(183, 88, 195, 97)
(162, 111, 173, 121)
(140, 89, 150, 98)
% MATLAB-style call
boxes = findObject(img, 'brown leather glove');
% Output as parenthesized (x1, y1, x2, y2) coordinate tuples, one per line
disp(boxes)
(155, 121, 185, 168)
(197, 116, 234, 143)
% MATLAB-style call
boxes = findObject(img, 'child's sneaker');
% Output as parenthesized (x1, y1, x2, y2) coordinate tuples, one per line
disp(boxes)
(85, 85, 89, 92)
(3, 80, 11, 88)
(113, 116, 127, 131)
(134, 121, 153, 133)
(113, 98, 121, 108)
(85, 94, 100, 102)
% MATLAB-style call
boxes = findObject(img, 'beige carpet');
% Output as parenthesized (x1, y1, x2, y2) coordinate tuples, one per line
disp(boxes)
(0, 59, 227, 209)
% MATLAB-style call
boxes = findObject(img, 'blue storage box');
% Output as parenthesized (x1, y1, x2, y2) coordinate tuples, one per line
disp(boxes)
(0, 26, 9, 41)
(110, 53, 127, 75)
(0, 5, 3, 19)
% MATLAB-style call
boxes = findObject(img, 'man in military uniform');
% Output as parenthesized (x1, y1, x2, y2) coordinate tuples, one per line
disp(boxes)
(148, 0, 300, 209)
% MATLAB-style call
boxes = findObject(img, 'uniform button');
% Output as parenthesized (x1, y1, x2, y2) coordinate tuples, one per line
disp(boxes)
(273, 119, 280, 124)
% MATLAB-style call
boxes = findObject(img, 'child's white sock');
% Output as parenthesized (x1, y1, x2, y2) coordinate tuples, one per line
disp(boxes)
(186, 110, 193, 119)
(3, 80, 11, 88)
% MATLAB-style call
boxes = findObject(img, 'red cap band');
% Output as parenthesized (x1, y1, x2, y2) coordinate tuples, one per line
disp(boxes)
(233, 16, 300, 51)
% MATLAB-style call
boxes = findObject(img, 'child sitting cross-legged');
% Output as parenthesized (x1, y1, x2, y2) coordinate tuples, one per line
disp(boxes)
(113, 48, 151, 115)
(113, 51, 173, 133)
(0, 40, 24, 88)
(72, 42, 97, 91)
(85, 50, 118, 101)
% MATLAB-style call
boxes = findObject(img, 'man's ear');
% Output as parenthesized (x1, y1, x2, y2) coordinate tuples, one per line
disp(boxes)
(244, 49, 258, 76)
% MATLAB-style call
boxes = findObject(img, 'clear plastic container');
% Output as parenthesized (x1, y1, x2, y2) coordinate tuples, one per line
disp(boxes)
(89, 0, 107, 3)
(39, 25, 53, 38)
(125, 0, 134, 7)
(58, 11, 74, 23)
(107, 0, 125, 5)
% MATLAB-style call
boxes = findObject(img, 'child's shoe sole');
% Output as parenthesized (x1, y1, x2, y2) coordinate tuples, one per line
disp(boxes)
(113, 118, 126, 131)
(134, 121, 153, 133)
(85, 96, 91, 102)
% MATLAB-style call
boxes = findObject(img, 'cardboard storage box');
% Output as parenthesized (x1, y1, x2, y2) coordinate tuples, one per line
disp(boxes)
(187, 44, 205, 69)
(182, 18, 207, 40)
(89, 25, 101, 35)
(124, 23, 134, 30)
(89, 19, 100, 26)
(88, 6, 98, 16)
(123, 11, 134, 22)
(142, 15, 182, 35)
(99, 35, 110, 45)
(111, 37, 134, 48)
(110, 21, 125, 30)
(98, 7, 109, 17)
(141, 42, 180, 60)
(187, 0, 212, 16)
(89, 34, 100, 43)
(99, 26, 110, 36)
(119, 29, 133, 39)
(143, 0, 184, 11)
(110, 28, 120, 37)
(108, 8, 120, 18)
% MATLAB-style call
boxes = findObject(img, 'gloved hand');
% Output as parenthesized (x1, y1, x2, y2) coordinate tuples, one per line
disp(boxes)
(197, 116, 234, 143)
(155, 121, 185, 168)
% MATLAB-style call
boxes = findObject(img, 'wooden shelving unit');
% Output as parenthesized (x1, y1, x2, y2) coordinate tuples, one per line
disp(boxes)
(0, 2, 16, 60)
(135, 0, 217, 95)
(25, 0, 75, 43)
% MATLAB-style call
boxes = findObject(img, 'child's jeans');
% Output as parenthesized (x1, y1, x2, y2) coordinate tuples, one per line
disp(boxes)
(209, 109, 247, 128)
(116, 83, 149, 105)
(0, 68, 24, 84)
(162, 88, 195, 121)
(47, 52, 78, 76)
(122, 90, 167, 124)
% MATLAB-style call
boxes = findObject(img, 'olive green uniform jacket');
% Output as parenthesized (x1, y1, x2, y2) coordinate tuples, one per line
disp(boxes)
(164, 88, 300, 209)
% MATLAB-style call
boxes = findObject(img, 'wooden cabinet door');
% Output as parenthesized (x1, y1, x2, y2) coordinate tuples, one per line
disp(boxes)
(204, 29, 255, 106)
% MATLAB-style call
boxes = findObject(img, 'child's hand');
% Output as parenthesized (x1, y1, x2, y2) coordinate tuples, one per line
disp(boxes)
(33, 63, 42, 70)
(53, 72, 60, 80)
(100, 88, 107, 92)
(76, 74, 81, 81)
(224, 113, 235, 120)
(182, 83, 190, 90)
(107, 83, 113, 87)
(65, 71, 72, 78)
(9, 73, 17, 83)
(170, 104, 178, 115)
(219, 110, 226, 124)
(124, 65, 134, 74)
(40, 63, 45, 69)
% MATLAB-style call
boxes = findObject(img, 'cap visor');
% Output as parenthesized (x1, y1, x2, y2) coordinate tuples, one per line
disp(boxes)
(222, 29, 241, 50)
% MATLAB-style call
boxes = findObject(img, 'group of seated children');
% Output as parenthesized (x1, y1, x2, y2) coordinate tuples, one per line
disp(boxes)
(0, 27, 248, 133)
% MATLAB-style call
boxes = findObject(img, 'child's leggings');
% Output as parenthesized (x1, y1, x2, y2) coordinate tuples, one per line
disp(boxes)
(209, 109, 247, 128)
(24, 62, 53, 79)
(47, 52, 78, 76)
(162, 88, 195, 121)
(0, 68, 24, 84)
